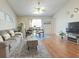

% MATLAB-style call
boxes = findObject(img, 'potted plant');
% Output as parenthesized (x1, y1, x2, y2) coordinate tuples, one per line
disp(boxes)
(17, 23, 23, 32)
(59, 31, 65, 39)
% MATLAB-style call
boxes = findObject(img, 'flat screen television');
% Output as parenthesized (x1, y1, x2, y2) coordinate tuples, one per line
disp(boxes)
(66, 22, 79, 33)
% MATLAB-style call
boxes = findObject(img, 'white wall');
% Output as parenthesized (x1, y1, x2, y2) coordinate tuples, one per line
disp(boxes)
(53, 0, 79, 35)
(0, 0, 16, 30)
(17, 16, 54, 35)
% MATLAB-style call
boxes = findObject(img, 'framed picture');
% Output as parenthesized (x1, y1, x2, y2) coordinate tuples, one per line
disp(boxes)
(0, 11, 5, 20)
(74, 8, 79, 13)
(6, 14, 11, 22)
(0, 11, 5, 27)
(5, 14, 14, 28)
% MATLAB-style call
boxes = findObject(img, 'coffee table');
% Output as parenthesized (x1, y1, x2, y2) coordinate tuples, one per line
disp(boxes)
(26, 36, 38, 50)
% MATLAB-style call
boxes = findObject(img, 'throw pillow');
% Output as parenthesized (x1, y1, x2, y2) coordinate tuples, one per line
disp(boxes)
(0, 35, 4, 42)
(2, 33, 11, 41)
(9, 30, 15, 37)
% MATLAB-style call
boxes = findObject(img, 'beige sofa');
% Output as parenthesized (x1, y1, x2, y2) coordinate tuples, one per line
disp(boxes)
(0, 30, 23, 58)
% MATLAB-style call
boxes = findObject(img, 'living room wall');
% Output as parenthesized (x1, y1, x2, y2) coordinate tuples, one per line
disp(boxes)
(17, 16, 54, 35)
(0, 0, 16, 30)
(53, 0, 79, 35)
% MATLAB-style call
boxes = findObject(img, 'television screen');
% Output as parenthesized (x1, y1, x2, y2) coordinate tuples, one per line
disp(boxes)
(66, 22, 79, 33)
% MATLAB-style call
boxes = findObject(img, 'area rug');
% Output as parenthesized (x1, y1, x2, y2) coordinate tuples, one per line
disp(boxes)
(31, 34, 50, 40)
(9, 40, 51, 58)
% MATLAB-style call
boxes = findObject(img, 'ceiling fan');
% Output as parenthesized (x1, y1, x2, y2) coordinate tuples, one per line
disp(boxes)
(33, 1, 45, 15)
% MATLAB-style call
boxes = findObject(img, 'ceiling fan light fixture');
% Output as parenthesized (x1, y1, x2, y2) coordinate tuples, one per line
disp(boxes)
(33, 0, 45, 15)
(33, 10, 43, 14)
(33, 7, 45, 15)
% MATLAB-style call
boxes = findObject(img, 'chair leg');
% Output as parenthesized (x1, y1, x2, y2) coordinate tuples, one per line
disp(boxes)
(28, 47, 29, 50)
(35, 46, 37, 50)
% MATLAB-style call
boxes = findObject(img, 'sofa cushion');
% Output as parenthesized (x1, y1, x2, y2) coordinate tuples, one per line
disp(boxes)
(15, 32, 22, 35)
(0, 35, 4, 42)
(2, 33, 11, 41)
(15, 32, 23, 38)
(8, 30, 15, 37)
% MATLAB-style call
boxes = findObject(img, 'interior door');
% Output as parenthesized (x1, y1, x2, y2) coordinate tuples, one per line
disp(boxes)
(43, 22, 52, 35)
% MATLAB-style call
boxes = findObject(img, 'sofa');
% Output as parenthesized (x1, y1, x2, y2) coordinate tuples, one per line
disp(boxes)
(0, 30, 23, 58)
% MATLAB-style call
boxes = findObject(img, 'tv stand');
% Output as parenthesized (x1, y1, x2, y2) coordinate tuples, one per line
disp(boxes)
(66, 22, 79, 44)
(67, 33, 79, 44)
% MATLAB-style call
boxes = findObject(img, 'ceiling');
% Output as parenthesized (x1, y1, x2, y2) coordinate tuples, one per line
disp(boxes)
(7, 0, 69, 16)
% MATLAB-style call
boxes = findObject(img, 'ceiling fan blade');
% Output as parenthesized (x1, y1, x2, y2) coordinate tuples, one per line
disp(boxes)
(42, 9, 45, 11)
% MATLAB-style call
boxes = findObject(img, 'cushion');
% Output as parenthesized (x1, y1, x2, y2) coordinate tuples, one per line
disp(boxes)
(15, 32, 22, 35)
(2, 33, 11, 41)
(15, 32, 23, 39)
(9, 30, 15, 37)
(0, 35, 4, 42)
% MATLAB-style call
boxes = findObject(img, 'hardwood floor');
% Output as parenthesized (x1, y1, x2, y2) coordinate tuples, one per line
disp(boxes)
(42, 34, 79, 58)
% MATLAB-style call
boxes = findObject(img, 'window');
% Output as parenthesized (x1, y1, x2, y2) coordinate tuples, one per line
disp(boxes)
(32, 19, 42, 27)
